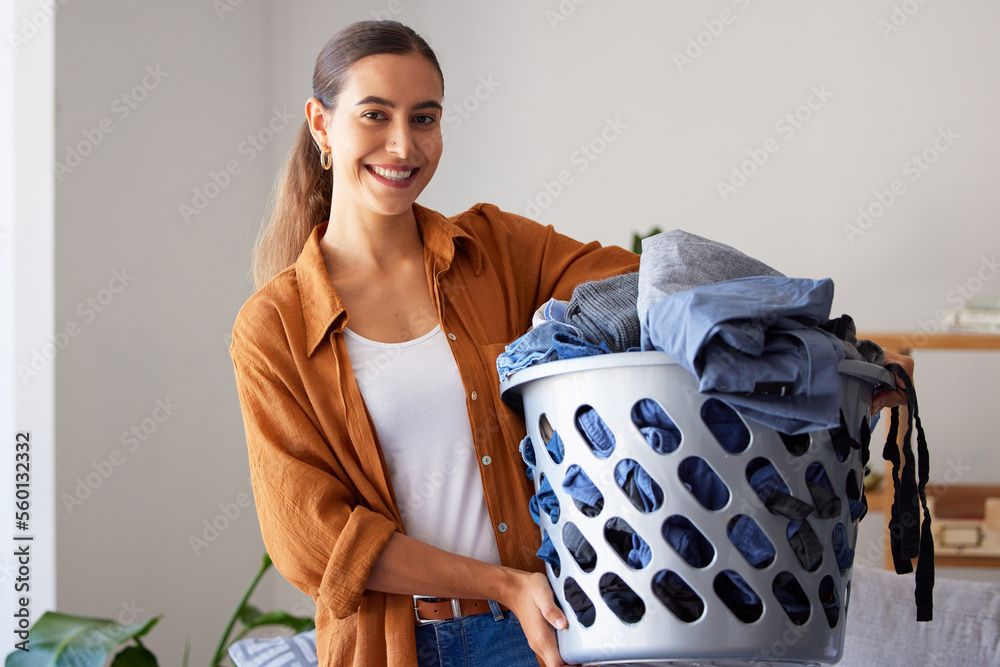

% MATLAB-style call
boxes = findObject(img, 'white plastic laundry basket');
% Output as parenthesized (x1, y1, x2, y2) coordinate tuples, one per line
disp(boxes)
(500, 351, 893, 666)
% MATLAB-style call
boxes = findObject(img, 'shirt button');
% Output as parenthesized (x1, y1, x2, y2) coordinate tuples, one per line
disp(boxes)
(481, 455, 492, 466)
(447, 333, 457, 341)
(471, 391, 478, 401)
(498, 522, 508, 533)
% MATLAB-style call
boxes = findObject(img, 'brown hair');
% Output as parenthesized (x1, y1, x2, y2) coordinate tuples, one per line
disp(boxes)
(251, 21, 444, 289)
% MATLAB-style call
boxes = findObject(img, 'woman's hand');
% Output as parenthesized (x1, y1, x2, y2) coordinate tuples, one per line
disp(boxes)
(500, 570, 573, 667)
(871, 349, 915, 415)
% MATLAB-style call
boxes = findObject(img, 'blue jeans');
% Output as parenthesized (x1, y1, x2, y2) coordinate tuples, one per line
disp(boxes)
(414, 603, 538, 667)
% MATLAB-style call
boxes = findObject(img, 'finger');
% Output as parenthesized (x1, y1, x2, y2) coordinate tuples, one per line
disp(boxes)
(544, 606, 568, 631)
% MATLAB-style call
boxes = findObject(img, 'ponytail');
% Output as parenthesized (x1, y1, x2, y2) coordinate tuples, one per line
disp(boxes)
(252, 121, 331, 289)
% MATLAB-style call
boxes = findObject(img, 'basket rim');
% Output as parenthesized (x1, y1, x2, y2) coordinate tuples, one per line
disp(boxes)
(499, 351, 895, 403)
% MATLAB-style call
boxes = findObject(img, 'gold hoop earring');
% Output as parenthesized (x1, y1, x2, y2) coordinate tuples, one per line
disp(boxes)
(320, 147, 332, 170)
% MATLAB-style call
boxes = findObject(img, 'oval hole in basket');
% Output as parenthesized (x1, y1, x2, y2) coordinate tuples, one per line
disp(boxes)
(726, 514, 775, 569)
(630, 398, 682, 454)
(563, 577, 595, 628)
(678, 456, 730, 511)
(537, 529, 560, 578)
(701, 398, 750, 454)
(806, 462, 842, 519)
(538, 414, 564, 464)
(562, 522, 597, 573)
(651, 569, 704, 623)
(772, 571, 810, 625)
(714, 570, 763, 623)
(604, 516, 651, 570)
(819, 574, 840, 628)
(831, 522, 854, 573)
(778, 430, 811, 457)
(614, 459, 663, 513)
(662, 515, 715, 569)
(786, 520, 823, 572)
(562, 464, 604, 518)
(537, 473, 560, 524)
(745, 457, 791, 507)
(599, 572, 645, 625)
(845, 468, 865, 522)
(575, 405, 615, 459)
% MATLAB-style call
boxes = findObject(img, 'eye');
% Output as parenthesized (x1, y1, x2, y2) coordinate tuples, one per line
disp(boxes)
(412, 114, 438, 125)
(362, 110, 387, 121)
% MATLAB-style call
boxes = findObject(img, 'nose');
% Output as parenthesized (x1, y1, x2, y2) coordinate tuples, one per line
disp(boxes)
(387, 121, 415, 158)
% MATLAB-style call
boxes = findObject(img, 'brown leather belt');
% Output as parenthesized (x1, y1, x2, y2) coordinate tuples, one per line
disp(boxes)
(413, 596, 506, 625)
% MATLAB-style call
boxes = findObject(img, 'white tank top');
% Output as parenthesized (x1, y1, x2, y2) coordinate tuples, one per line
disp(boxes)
(344, 324, 502, 566)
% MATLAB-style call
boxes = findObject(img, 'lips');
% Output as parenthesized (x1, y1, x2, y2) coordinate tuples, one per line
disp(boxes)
(366, 164, 418, 183)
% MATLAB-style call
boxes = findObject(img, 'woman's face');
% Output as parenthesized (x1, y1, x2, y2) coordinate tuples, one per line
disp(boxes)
(324, 52, 444, 220)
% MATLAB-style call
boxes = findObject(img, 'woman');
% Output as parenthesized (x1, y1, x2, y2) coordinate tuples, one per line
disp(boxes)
(230, 20, 639, 667)
(230, 19, 914, 667)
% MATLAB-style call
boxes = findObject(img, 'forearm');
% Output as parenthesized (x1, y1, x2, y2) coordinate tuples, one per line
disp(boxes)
(366, 532, 522, 605)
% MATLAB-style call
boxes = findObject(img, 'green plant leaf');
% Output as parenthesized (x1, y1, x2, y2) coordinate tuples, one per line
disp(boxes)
(632, 226, 663, 254)
(239, 610, 315, 636)
(237, 604, 262, 626)
(5, 612, 160, 667)
(110, 646, 158, 667)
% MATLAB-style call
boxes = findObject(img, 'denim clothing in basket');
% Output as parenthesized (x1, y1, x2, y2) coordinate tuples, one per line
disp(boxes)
(641, 275, 846, 434)
(496, 321, 611, 381)
(414, 607, 538, 667)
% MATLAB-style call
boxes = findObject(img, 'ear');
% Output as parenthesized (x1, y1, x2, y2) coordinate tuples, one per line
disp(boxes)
(305, 97, 331, 149)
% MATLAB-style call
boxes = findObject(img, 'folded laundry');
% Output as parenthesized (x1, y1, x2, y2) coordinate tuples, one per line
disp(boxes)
(642, 276, 846, 434)
(565, 272, 642, 352)
(637, 229, 784, 323)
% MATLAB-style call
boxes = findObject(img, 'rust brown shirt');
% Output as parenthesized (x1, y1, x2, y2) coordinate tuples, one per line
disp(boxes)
(230, 202, 639, 666)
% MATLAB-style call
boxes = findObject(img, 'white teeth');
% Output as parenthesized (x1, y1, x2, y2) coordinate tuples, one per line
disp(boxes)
(370, 165, 413, 181)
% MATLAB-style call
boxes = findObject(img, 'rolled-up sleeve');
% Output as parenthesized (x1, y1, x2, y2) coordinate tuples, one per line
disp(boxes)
(231, 329, 397, 619)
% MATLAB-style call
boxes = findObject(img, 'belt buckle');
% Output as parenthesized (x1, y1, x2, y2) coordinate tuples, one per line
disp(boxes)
(413, 596, 463, 625)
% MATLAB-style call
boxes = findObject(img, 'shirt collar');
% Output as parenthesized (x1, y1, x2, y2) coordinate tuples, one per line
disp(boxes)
(297, 203, 484, 357)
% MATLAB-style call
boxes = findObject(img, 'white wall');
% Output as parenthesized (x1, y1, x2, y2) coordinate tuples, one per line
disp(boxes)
(40, 1, 1000, 664)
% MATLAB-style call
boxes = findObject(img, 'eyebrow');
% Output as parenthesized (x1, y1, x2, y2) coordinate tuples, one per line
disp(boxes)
(355, 95, 443, 111)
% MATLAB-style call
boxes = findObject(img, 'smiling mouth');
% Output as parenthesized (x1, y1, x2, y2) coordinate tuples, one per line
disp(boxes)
(367, 165, 417, 182)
